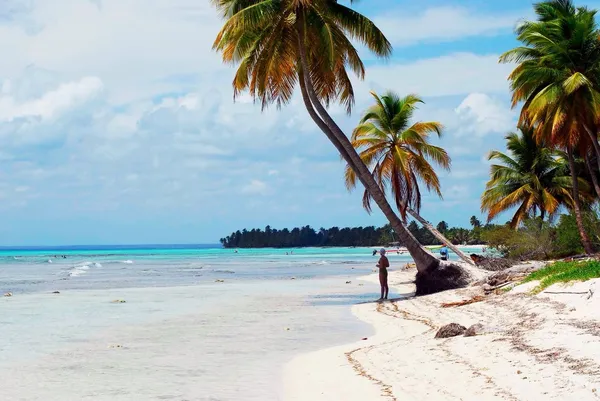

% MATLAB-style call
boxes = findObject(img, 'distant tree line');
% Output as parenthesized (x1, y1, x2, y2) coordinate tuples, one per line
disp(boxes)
(220, 217, 491, 248)
(220, 225, 393, 248)
(408, 217, 496, 246)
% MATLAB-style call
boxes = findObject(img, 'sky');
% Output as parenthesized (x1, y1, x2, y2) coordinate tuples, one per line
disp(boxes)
(0, 0, 551, 245)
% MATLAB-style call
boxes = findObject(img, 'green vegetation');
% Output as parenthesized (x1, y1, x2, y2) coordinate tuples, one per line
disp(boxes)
(344, 91, 475, 263)
(221, 217, 491, 248)
(344, 91, 449, 217)
(481, 127, 582, 228)
(522, 260, 600, 293)
(500, 0, 600, 253)
(212, 0, 453, 272)
(214, 0, 600, 270)
(220, 225, 392, 248)
(482, 212, 600, 260)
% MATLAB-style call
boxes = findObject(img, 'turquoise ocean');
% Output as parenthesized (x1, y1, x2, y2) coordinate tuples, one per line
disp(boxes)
(0, 244, 478, 295)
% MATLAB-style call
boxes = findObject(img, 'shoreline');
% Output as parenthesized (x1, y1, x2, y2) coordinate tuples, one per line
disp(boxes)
(283, 267, 600, 400)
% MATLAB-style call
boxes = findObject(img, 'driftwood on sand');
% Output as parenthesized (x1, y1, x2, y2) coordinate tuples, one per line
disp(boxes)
(473, 261, 546, 289)
(441, 295, 485, 308)
(415, 252, 545, 296)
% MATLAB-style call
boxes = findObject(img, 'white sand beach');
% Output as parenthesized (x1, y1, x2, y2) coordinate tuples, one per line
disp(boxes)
(284, 267, 600, 401)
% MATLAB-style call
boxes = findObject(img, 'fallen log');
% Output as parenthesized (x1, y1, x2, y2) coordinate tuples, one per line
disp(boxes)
(441, 295, 485, 308)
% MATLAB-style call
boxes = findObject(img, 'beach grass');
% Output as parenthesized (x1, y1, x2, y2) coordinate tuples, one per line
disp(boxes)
(522, 260, 600, 293)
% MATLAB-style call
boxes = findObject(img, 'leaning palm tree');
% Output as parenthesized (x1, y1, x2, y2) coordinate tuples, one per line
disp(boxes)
(344, 91, 473, 264)
(212, 0, 476, 287)
(499, 0, 600, 253)
(482, 126, 586, 228)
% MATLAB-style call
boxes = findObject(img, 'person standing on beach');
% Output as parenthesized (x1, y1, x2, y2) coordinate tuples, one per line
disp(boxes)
(376, 248, 389, 300)
(440, 244, 449, 261)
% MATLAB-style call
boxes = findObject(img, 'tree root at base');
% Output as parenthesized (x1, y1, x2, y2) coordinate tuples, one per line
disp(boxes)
(415, 263, 472, 296)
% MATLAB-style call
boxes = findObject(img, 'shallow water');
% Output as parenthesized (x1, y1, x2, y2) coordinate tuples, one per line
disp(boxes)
(0, 245, 481, 400)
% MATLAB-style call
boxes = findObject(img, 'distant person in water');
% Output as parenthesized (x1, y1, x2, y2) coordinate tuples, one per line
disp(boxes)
(376, 248, 389, 300)
(372, 249, 377, 256)
(440, 244, 449, 261)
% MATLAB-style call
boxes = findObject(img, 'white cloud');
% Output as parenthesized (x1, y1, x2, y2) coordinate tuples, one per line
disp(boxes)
(0, 1, 529, 243)
(374, 7, 520, 46)
(362, 53, 514, 99)
(0, 0, 223, 103)
(454, 93, 516, 137)
(0, 76, 102, 121)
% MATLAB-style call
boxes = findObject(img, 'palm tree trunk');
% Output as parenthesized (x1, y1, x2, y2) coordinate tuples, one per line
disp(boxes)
(297, 75, 473, 266)
(584, 152, 600, 199)
(294, 16, 440, 273)
(583, 125, 600, 172)
(297, 74, 442, 270)
(567, 148, 594, 254)
(407, 208, 475, 264)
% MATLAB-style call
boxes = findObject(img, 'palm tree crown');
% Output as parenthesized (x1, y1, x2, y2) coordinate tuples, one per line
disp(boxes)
(212, 0, 478, 272)
(212, 0, 391, 112)
(500, 0, 600, 151)
(481, 126, 582, 228)
(345, 92, 451, 218)
(499, 0, 600, 253)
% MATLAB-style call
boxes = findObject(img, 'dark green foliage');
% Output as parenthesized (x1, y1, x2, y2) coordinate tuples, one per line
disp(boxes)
(436, 221, 448, 233)
(220, 225, 391, 248)
(408, 221, 437, 246)
(553, 215, 585, 257)
(470, 216, 482, 228)
(482, 218, 553, 259)
(553, 212, 600, 257)
(482, 211, 600, 259)
(221, 218, 488, 248)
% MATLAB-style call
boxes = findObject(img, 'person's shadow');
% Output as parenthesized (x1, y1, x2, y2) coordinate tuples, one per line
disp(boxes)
(356, 294, 415, 305)
(310, 292, 414, 306)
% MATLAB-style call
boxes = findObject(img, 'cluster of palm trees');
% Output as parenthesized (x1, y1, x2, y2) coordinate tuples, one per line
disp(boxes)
(482, 0, 600, 254)
(211, 0, 473, 276)
(211, 0, 600, 287)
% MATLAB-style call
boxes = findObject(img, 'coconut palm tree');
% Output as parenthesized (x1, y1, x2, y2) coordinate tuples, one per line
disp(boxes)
(481, 126, 587, 228)
(499, 0, 600, 253)
(470, 216, 482, 228)
(212, 0, 476, 279)
(344, 91, 473, 264)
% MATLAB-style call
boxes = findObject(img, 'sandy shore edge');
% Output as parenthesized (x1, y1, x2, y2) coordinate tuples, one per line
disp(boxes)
(283, 267, 600, 401)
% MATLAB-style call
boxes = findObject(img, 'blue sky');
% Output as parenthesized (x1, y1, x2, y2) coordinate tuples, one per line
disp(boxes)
(0, 0, 549, 245)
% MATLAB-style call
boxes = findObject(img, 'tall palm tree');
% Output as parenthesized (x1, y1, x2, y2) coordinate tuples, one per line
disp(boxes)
(499, 0, 600, 253)
(212, 0, 476, 277)
(344, 91, 473, 264)
(481, 126, 586, 228)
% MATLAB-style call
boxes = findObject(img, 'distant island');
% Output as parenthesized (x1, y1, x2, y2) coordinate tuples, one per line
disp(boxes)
(220, 219, 490, 249)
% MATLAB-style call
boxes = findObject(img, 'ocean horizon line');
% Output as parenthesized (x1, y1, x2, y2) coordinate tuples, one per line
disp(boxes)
(0, 243, 223, 251)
